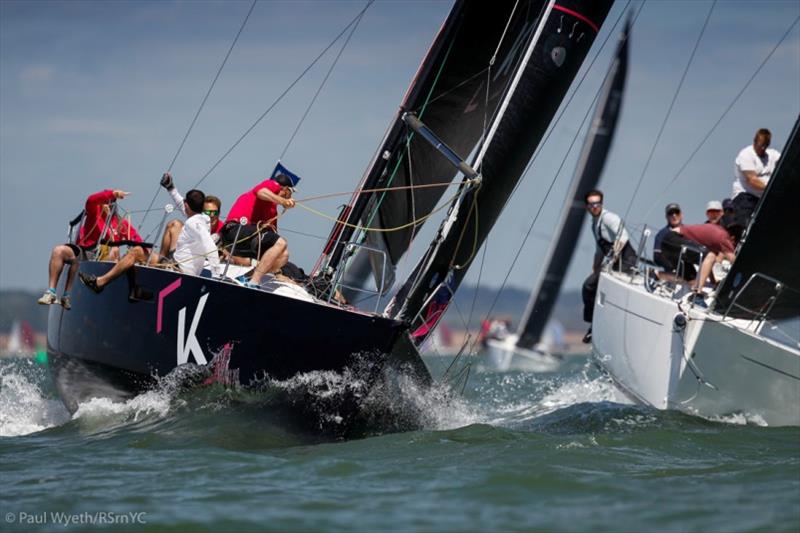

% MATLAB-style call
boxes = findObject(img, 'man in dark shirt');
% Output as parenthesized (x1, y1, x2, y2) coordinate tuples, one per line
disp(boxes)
(653, 203, 689, 278)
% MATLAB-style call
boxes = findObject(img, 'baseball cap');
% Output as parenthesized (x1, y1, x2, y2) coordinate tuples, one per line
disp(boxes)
(706, 200, 722, 211)
(665, 203, 681, 215)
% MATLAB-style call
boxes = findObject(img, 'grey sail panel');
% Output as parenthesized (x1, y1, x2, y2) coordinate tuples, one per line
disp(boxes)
(516, 20, 629, 350)
(715, 115, 800, 320)
(386, 0, 615, 344)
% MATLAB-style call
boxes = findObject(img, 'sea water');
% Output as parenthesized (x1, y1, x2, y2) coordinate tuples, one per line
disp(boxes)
(1, 355, 798, 532)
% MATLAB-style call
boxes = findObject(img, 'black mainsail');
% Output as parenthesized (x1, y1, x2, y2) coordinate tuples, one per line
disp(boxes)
(516, 19, 629, 351)
(319, 0, 551, 292)
(715, 114, 800, 320)
(385, 0, 615, 343)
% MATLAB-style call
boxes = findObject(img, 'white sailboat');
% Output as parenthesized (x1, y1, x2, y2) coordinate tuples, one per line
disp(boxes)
(592, 116, 800, 426)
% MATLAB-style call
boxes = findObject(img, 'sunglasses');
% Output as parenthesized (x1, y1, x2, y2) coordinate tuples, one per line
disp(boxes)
(586, 202, 602, 208)
(667, 211, 681, 216)
(203, 209, 219, 217)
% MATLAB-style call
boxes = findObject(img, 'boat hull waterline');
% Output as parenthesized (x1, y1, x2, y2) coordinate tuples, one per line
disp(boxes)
(47, 262, 431, 417)
(591, 271, 800, 426)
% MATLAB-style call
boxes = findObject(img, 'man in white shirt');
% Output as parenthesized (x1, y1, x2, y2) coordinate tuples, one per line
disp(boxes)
(172, 189, 221, 277)
(731, 128, 781, 225)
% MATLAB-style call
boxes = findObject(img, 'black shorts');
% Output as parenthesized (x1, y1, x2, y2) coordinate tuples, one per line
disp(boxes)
(220, 222, 282, 259)
(65, 243, 90, 262)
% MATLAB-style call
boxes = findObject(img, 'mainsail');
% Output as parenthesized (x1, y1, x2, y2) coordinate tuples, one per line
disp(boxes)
(386, 0, 615, 343)
(715, 114, 800, 320)
(516, 19, 629, 350)
(319, 0, 551, 292)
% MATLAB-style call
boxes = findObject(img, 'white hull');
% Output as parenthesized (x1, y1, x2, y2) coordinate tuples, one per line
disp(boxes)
(592, 271, 800, 426)
(485, 335, 563, 372)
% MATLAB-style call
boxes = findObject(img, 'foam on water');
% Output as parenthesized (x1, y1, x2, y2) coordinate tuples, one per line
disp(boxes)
(0, 360, 70, 437)
(473, 361, 622, 428)
(71, 390, 175, 429)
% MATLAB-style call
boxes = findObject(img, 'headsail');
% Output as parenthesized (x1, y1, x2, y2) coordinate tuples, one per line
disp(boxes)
(715, 115, 800, 320)
(318, 0, 547, 292)
(516, 18, 629, 350)
(386, 0, 615, 344)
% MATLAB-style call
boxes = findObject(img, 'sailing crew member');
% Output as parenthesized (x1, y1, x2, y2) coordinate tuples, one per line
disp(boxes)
(731, 128, 780, 225)
(581, 189, 637, 343)
(653, 203, 685, 277)
(39, 189, 142, 306)
(169, 189, 222, 276)
(220, 174, 296, 286)
(77, 189, 147, 294)
(704, 200, 723, 224)
(156, 172, 226, 262)
(674, 221, 736, 303)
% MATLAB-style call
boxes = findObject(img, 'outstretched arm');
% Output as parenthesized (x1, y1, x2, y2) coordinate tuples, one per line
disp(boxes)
(160, 172, 186, 216)
(256, 187, 295, 208)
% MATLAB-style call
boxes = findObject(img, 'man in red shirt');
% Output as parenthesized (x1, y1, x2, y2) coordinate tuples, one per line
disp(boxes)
(39, 189, 142, 307)
(220, 174, 296, 286)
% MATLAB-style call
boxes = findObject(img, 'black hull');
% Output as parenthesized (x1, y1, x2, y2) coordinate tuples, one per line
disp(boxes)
(47, 262, 431, 419)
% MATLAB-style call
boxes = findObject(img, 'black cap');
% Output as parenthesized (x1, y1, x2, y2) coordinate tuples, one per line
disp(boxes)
(722, 198, 733, 211)
(665, 203, 681, 215)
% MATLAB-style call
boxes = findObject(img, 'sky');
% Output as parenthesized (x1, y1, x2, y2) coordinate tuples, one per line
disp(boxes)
(1, 0, 799, 301)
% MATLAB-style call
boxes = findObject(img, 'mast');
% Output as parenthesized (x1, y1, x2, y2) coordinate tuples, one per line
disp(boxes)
(516, 19, 629, 351)
(386, 0, 615, 345)
(714, 114, 800, 319)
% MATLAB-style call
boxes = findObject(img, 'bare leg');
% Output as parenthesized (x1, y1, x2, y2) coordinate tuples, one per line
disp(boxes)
(693, 252, 717, 292)
(251, 239, 287, 284)
(95, 247, 147, 288)
(48, 245, 76, 289)
(157, 219, 184, 261)
(65, 258, 79, 292)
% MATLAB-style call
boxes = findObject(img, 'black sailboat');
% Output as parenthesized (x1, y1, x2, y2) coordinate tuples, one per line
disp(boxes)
(47, 0, 614, 430)
(487, 19, 629, 370)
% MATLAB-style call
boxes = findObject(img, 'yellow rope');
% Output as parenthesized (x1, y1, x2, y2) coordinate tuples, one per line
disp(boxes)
(294, 185, 465, 233)
(295, 178, 478, 203)
(148, 178, 479, 267)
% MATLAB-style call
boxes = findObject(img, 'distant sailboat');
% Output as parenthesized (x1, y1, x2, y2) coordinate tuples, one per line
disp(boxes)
(3, 320, 37, 357)
(486, 18, 629, 372)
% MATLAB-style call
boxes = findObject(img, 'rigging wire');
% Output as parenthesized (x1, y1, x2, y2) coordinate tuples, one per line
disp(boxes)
(278, 0, 372, 161)
(139, 0, 258, 231)
(641, 13, 800, 220)
(193, 1, 375, 189)
(622, 0, 716, 221)
(472, 2, 635, 343)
